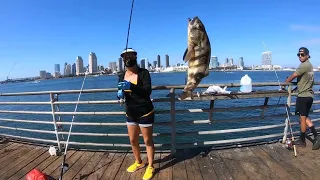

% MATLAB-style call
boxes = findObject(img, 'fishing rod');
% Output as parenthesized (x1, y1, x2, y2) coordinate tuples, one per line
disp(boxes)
(119, 0, 135, 105)
(58, 68, 89, 180)
(261, 41, 297, 156)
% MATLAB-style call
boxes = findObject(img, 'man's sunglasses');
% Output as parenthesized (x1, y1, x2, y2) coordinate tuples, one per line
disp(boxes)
(297, 53, 306, 57)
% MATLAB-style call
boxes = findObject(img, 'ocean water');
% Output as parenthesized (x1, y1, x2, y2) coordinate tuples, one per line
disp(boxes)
(0, 71, 319, 150)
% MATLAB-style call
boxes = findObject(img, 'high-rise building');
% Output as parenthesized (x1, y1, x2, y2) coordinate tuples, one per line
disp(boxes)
(89, 52, 98, 74)
(76, 56, 84, 75)
(109, 62, 117, 72)
(210, 56, 219, 68)
(72, 63, 76, 75)
(157, 55, 161, 68)
(118, 57, 123, 72)
(144, 58, 149, 70)
(54, 64, 60, 73)
(40, 70, 46, 79)
(64, 62, 67, 75)
(229, 58, 234, 65)
(65, 64, 72, 76)
(225, 58, 228, 65)
(140, 59, 146, 69)
(153, 60, 157, 68)
(165, 54, 169, 68)
(239, 57, 244, 68)
(262, 51, 272, 65)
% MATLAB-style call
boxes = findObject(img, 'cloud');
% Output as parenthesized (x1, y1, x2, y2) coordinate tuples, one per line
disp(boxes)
(299, 38, 320, 46)
(290, 25, 320, 32)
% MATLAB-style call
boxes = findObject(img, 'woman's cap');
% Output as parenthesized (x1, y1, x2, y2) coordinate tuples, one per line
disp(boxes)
(121, 48, 137, 57)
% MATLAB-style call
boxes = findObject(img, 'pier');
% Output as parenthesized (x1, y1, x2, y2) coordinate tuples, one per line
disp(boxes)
(0, 82, 319, 179)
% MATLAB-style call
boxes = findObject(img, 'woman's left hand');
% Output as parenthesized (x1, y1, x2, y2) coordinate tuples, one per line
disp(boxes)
(118, 80, 131, 90)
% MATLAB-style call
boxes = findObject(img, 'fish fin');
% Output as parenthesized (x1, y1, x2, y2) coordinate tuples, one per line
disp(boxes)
(183, 47, 194, 62)
(178, 91, 192, 100)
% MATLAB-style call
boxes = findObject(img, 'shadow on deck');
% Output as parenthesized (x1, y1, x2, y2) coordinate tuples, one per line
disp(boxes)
(0, 139, 319, 180)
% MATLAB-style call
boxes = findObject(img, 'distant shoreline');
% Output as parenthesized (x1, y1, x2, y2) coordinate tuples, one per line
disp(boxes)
(3, 69, 320, 84)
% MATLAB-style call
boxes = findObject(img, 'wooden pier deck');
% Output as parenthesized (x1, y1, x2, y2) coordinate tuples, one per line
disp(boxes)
(0, 140, 320, 180)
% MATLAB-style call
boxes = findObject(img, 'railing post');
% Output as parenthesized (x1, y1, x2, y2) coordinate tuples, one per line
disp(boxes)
(208, 100, 215, 123)
(50, 93, 62, 152)
(170, 88, 176, 155)
(282, 84, 292, 143)
(260, 97, 269, 120)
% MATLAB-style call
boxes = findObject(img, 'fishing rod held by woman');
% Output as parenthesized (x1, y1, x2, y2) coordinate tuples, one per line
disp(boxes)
(117, 48, 155, 180)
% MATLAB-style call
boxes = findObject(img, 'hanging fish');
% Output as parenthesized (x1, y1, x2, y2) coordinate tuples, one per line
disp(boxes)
(179, 16, 211, 99)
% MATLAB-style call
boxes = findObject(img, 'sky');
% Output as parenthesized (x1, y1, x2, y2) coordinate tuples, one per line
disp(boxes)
(0, 0, 320, 80)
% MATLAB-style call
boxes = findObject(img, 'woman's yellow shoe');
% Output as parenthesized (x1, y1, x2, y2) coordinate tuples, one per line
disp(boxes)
(142, 166, 155, 180)
(127, 161, 145, 172)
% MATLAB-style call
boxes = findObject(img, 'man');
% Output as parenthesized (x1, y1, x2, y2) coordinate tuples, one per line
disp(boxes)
(285, 47, 320, 150)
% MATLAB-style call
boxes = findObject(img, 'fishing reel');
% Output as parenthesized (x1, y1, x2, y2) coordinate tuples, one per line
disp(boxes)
(285, 138, 293, 150)
(118, 89, 126, 106)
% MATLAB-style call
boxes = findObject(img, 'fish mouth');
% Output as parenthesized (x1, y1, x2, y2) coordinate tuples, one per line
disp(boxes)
(188, 16, 199, 25)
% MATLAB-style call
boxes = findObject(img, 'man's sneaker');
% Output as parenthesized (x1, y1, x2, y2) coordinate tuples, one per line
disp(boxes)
(142, 166, 155, 180)
(293, 138, 306, 148)
(127, 161, 145, 172)
(312, 136, 320, 150)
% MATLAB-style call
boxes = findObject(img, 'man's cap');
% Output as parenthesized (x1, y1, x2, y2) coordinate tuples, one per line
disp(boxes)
(120, 48, 137, 57)
(299, 47, 310, 58)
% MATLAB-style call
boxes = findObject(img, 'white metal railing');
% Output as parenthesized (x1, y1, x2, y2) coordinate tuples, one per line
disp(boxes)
(0, 82, 319, 153)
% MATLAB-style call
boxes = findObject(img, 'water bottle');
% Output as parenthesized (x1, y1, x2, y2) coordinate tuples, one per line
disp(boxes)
(240, 74, 252, 93)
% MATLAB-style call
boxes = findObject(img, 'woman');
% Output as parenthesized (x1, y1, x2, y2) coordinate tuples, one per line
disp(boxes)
(117, 48, 155, 180)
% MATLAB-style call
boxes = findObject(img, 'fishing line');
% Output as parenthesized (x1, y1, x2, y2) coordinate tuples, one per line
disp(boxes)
(58, 69, 89, 180)
(262, 41, 297, 156)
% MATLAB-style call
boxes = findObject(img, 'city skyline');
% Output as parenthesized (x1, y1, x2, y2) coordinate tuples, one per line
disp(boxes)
(0, 1, 319, 80)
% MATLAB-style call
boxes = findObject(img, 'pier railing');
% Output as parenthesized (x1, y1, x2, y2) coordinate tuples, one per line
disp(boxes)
(0, 82, 319, 154)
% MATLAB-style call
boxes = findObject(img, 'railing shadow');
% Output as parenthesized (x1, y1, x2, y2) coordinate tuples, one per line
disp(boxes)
(153, 146, 212, 175)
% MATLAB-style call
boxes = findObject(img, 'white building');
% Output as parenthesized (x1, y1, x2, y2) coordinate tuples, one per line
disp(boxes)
(89, 52, 98, 74)
(65, 64, 72, 76)
(262, 51, 272, 66)
(76, 56, 84, 75)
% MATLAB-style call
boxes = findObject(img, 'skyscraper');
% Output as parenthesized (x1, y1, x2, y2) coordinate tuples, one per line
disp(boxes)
(157, 55, 161, 68)
(262, 51, 272, 65)
(72, 63, 76, 75)
(239, 57, 244, 68)
(145, 58, 149, 70)
(153, 60, 157, 68)
(40, 70, 46, 79)
(54, 64, 60, 73)
(64, 62, 67, 76)
(165, 54, 169, 68)
(76, 56, 84, 75)
(210, 56, 219, 68)
(225, 58, 228, 65)
(118, 57, 123, 72)
(89, 52, 98, 74)
(109, 62, 117, 72)
(65, 64, 72, 76)
(229, 58, 234, 65)
(140, 59, 146, 69)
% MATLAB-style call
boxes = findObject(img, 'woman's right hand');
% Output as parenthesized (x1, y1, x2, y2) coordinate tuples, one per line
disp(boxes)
(117, 90, 124, 99)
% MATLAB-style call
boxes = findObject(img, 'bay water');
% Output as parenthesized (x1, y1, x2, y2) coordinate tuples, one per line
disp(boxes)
(0, 71, 319, 150)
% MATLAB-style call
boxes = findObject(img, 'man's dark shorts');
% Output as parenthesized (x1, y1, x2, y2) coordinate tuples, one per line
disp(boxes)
(295, 97, 313, 117)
